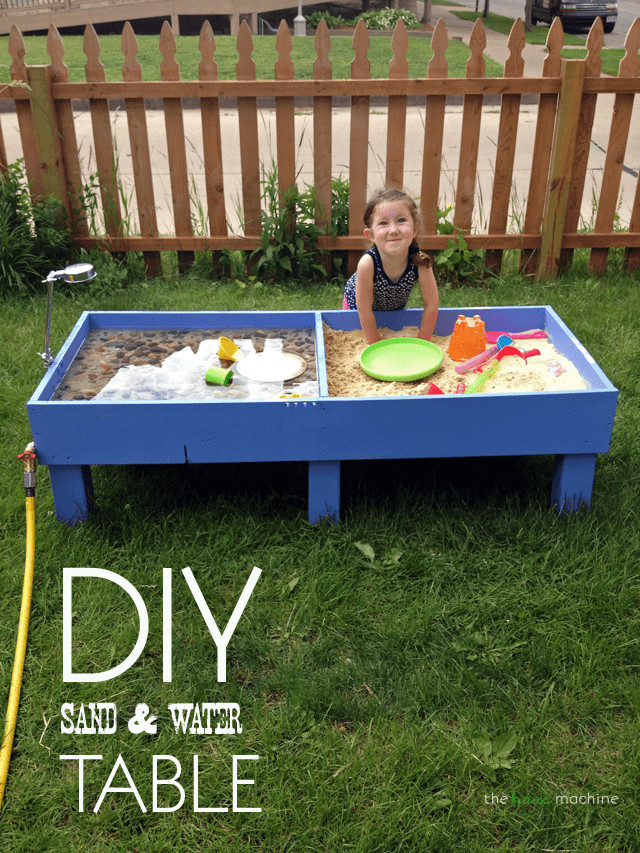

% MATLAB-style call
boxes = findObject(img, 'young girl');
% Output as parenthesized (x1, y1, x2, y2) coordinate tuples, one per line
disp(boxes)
(342, 189, 439, 345)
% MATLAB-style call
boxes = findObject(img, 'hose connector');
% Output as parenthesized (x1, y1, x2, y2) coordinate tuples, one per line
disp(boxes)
(18, 442, 37, 496)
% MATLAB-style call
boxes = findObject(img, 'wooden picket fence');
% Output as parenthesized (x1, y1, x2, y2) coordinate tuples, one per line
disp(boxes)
(2, 15, 640, 278)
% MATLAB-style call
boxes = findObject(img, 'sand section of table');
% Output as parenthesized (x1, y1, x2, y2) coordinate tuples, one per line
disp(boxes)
(323, 325, 587, 397)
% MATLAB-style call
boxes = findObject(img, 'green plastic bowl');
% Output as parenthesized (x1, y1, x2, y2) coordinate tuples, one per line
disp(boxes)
(360, 337, 443, 382)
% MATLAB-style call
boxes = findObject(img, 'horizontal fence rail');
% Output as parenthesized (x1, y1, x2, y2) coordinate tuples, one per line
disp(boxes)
(1, 16, 640, 278)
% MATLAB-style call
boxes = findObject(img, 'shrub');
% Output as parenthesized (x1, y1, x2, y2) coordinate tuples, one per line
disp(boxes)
(249, 164, 328, 283)
(221, 166, 351, 286)
(306, 10, 348, 29)
(0, 160, 71, 298)
(357, 8, 423, 30)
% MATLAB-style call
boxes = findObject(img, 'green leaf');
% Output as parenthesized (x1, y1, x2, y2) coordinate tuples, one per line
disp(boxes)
(354, 541, 375, 562)
(492, 730, 517, 761)
(382, 549, 403, 566)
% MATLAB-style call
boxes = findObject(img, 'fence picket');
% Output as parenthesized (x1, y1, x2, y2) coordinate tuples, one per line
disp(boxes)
(83, 23, 122, 238)
(589, 18, 640, 273)
(453, 18, 485, 234)
(558, 18, 603, 271)
(348, 19, 371, 273)
(313, 19, 332, 237)
(520, 17, 563, 275)
(386, 19, 408, 189)
(159, 21, 193, 272)
(9, 26, 44, 199)
(485, 18, 525, 274)
(420, 18, 448, 244)
(47, 25, 89, 238)
(275, 18, 296, 221)
(198, 21, 227, 273)
(121, 22, 161, 276)
(236, 20, 261, 244)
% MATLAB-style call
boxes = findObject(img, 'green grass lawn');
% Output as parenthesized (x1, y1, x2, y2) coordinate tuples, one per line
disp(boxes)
(1, 258, 639, 851)
(0, 31, 505, 83)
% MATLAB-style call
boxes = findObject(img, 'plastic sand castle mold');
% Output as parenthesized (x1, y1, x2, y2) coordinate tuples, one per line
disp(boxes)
(448, 314, 486, 361)
(360, 337, 443, 382)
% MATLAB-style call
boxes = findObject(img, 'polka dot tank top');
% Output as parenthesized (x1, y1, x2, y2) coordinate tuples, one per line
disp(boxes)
(343, 243, 419, 311)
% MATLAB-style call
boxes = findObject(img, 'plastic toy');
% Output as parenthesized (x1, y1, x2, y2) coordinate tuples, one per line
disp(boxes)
(205, 365, 233, 385)
(448, 314, 486, 361)
(495, 346, 541, 363)
(546, 360, 567, 377)
(427, 382, 444, 395)
(455, 334, 513, 374)
(485, 329, 547, 344)
(217, 336, 242, 361)
(237, 351, 307, 382)
(465, 359, 500, 393)
(360, 338, 443, 382)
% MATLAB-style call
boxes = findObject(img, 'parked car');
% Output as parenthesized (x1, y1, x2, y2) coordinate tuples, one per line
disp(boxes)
(530, 0, 617, 33)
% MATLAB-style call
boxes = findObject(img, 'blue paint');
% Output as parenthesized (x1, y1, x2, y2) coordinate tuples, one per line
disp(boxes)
(27, 307, 619, 524)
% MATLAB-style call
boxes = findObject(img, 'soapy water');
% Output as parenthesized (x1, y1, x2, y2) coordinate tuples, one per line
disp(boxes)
(94, 337, 318, 401)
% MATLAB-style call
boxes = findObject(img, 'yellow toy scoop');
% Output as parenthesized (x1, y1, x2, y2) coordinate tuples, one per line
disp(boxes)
(218, 336, 242, 361)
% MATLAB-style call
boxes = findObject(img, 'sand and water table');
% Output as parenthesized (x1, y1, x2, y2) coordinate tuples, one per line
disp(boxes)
(26, 306, 619, 524)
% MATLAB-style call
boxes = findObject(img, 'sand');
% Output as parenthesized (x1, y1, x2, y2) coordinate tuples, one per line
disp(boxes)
(323, 324, 587, 397)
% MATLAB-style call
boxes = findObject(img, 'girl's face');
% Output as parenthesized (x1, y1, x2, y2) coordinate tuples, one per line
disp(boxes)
(364, 200, 418, 258)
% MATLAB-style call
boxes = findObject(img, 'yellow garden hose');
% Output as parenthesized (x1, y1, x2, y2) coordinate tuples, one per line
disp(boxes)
(0, 445, 37, 810)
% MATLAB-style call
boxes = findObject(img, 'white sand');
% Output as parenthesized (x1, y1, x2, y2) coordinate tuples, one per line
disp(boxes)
(323, 325, 587, 397)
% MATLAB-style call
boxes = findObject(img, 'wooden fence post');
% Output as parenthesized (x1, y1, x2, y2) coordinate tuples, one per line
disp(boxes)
(536, 59, 586, 279)
(25, 64, 70, 222)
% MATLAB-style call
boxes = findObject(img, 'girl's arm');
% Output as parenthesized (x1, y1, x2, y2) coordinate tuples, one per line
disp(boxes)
(354, 255, 381, 344)
(417, 264, 439, 341)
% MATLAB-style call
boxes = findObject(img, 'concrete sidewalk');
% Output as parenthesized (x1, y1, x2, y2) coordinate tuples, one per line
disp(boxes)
(431, 3, 548, 78)
(2, 13, 637, 232)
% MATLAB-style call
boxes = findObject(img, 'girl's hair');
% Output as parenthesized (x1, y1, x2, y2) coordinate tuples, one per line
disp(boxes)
(363, 188, 431, 268)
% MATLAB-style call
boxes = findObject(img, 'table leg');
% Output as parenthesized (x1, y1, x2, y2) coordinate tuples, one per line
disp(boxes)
(551, 453, 597, 513)
(308, 460, 340, 524)
(49, 464, 95, 525)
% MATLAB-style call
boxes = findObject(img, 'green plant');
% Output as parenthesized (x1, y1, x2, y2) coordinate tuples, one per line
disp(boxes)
(0, 160, 71, 297)
(234, 164, 351, 285)
(305, 10, 348, 29)
(433, 204, 487, 284)
(357, 8, 423, 30)
(322, 175, 350, 279)
(251, 176, 327, 283)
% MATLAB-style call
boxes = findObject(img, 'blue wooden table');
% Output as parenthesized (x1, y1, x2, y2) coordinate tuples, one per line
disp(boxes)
(27, 306, 618, 524)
